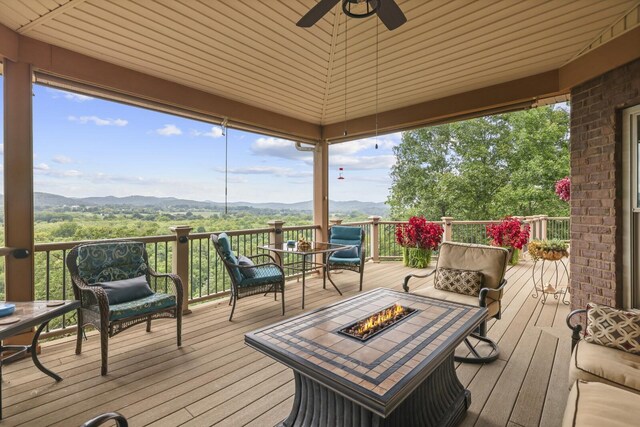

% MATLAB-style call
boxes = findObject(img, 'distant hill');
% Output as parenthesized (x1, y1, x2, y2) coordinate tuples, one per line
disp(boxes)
(32, 192, 389, 216)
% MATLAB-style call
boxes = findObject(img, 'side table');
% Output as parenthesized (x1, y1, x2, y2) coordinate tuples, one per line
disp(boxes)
(0, 300, 80, 419)
(531, 258, 570, 305)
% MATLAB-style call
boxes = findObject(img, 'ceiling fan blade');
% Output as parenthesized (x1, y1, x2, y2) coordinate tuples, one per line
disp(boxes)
(376, 0, 407, 31)
(297, 0, 341, 27)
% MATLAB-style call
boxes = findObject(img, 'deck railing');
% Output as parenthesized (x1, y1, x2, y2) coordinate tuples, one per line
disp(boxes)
(25, 214, 566, 336)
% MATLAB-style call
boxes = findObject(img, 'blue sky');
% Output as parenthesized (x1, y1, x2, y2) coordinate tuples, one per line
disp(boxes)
(0, 79, 399, 203)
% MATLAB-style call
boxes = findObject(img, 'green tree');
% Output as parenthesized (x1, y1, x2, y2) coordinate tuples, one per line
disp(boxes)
(388, 106, 570, 220)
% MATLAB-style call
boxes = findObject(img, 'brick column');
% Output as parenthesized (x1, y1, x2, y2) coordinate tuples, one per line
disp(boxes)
(569, 58, 640, 309)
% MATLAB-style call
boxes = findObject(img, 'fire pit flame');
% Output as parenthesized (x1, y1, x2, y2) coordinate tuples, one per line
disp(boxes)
(339, 303, 417, 341)
(356, 303, 404, 336)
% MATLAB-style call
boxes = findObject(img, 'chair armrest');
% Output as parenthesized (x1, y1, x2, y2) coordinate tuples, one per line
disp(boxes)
(70, 273, 109, 311)
(403, 269, 436, 292)
(479, 279, 507, 307)
(149, 269, 184, 301)
(238, 262, 285, 276)
(567, 308, 587, 351)
(81, 412, 128, 427)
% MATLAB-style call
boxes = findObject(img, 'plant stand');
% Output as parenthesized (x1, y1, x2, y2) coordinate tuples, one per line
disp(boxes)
(531, 258, 570, 305)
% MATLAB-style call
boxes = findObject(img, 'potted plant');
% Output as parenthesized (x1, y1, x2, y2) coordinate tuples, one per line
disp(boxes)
(486, 217, 530, 265)
(396, 216, 444, 268)
(527, 239, 569, 261)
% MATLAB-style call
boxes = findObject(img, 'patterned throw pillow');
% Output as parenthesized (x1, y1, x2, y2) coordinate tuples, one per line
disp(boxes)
(584, 303, 640, 354)
(435, 268, 483, 296)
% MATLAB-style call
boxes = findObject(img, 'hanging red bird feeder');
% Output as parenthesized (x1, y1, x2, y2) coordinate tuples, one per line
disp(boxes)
(338, 167, 345, 180)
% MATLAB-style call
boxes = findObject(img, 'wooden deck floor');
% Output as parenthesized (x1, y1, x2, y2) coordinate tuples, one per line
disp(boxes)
(1, 260, 571, 426)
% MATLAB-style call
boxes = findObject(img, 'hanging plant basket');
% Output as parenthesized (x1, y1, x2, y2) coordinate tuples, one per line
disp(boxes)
(540, 250, 568, 261)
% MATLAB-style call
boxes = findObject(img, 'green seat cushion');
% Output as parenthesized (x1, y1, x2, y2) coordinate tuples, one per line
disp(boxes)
(238, 265, 283, 287)
(109, 293, 176, 321)
(329, 256, 361, 265)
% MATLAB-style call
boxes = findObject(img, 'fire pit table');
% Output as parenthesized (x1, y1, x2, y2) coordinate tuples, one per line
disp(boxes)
(245, 288, 487, 426)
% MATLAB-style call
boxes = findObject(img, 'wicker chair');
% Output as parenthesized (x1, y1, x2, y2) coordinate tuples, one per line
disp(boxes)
(67, 241, 183, 376)
(325, 226, 366, 292)
(403, 241, 509, 363)
(212, 233, 285, 321)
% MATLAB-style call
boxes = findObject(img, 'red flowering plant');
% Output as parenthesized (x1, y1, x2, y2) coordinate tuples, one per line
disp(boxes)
(395, 216, 444, 250)
(396, 216, 444, 268)
(555, 176, 570, 202)
(486, 217, 530, 250)
(486, 217, 530, 265)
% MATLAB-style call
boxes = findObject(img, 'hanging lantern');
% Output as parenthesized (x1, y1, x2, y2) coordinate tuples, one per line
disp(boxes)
(338, 167, 345, 180)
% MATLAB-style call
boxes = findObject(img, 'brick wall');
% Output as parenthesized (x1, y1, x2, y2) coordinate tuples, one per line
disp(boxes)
(570, 58, 640, 309)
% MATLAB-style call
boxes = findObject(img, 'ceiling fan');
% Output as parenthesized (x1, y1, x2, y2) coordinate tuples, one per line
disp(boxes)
(297, 0, 407, 31)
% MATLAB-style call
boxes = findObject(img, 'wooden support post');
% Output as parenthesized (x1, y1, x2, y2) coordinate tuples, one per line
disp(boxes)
(369, 216, 381, 263)
(540, 215, 548, 241)
(3, 59, 35, 347)
(268, 220, 285, 268)
(441, 217, 454, 242)
(313, 142, 329, 244)
(313, 142, 329, 266)
(524, 216, 535, 243)
(170, 226, 192, 315)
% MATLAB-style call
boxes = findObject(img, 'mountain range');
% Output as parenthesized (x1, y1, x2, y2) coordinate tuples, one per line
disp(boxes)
(32, 192, 389, 216)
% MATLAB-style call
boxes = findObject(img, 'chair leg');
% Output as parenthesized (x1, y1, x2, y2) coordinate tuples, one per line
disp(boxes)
(359, 266, 364, 292)
(454, 321, 499, 364)
(76, 312, 84, 355)
(281, 287, 285, 315)
(229, 295, 237, 321)
(146, 318, 152, 333)
(100, 329, 109, 376)
(177, 309, 182, 347)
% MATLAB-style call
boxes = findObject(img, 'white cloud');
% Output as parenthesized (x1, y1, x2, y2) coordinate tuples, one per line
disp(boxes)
(222, 166, 313, 178)
(330, 154, 396, 170)
(251, 137, 312, 161)
(68, 115, 128, 126)
(47, 88, 93, 102)
(0, 144, 3, 154)
(191, 126, 223, 138)
(52, 155, 73, 164)
(330, 134, 401, 155)
(156, 124, 182, 136)
(63, 169, 83, 177)
(34, 163, 50, 171)
(64, 92, 93, 102)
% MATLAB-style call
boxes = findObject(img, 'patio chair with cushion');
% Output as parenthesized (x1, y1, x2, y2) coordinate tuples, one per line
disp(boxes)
(212, 233, 285, 321)
(67, 241, 183, 376)
(325, 225, 366, 292)
(403, 241, 509, 363)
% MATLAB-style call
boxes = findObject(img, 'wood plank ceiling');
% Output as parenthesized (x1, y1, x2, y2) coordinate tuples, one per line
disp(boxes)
(0, 0, 637, 126)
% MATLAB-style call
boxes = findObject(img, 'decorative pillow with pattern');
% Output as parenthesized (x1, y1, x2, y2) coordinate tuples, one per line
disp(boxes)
(584, 303, 640, 354)
(435, 268, 483, 296)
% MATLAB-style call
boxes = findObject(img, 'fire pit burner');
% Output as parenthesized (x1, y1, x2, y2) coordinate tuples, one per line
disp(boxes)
(338, 303, 418, 341)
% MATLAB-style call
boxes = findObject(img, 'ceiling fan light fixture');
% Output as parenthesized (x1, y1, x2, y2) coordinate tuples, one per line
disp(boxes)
(342, 0, 377, 19)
